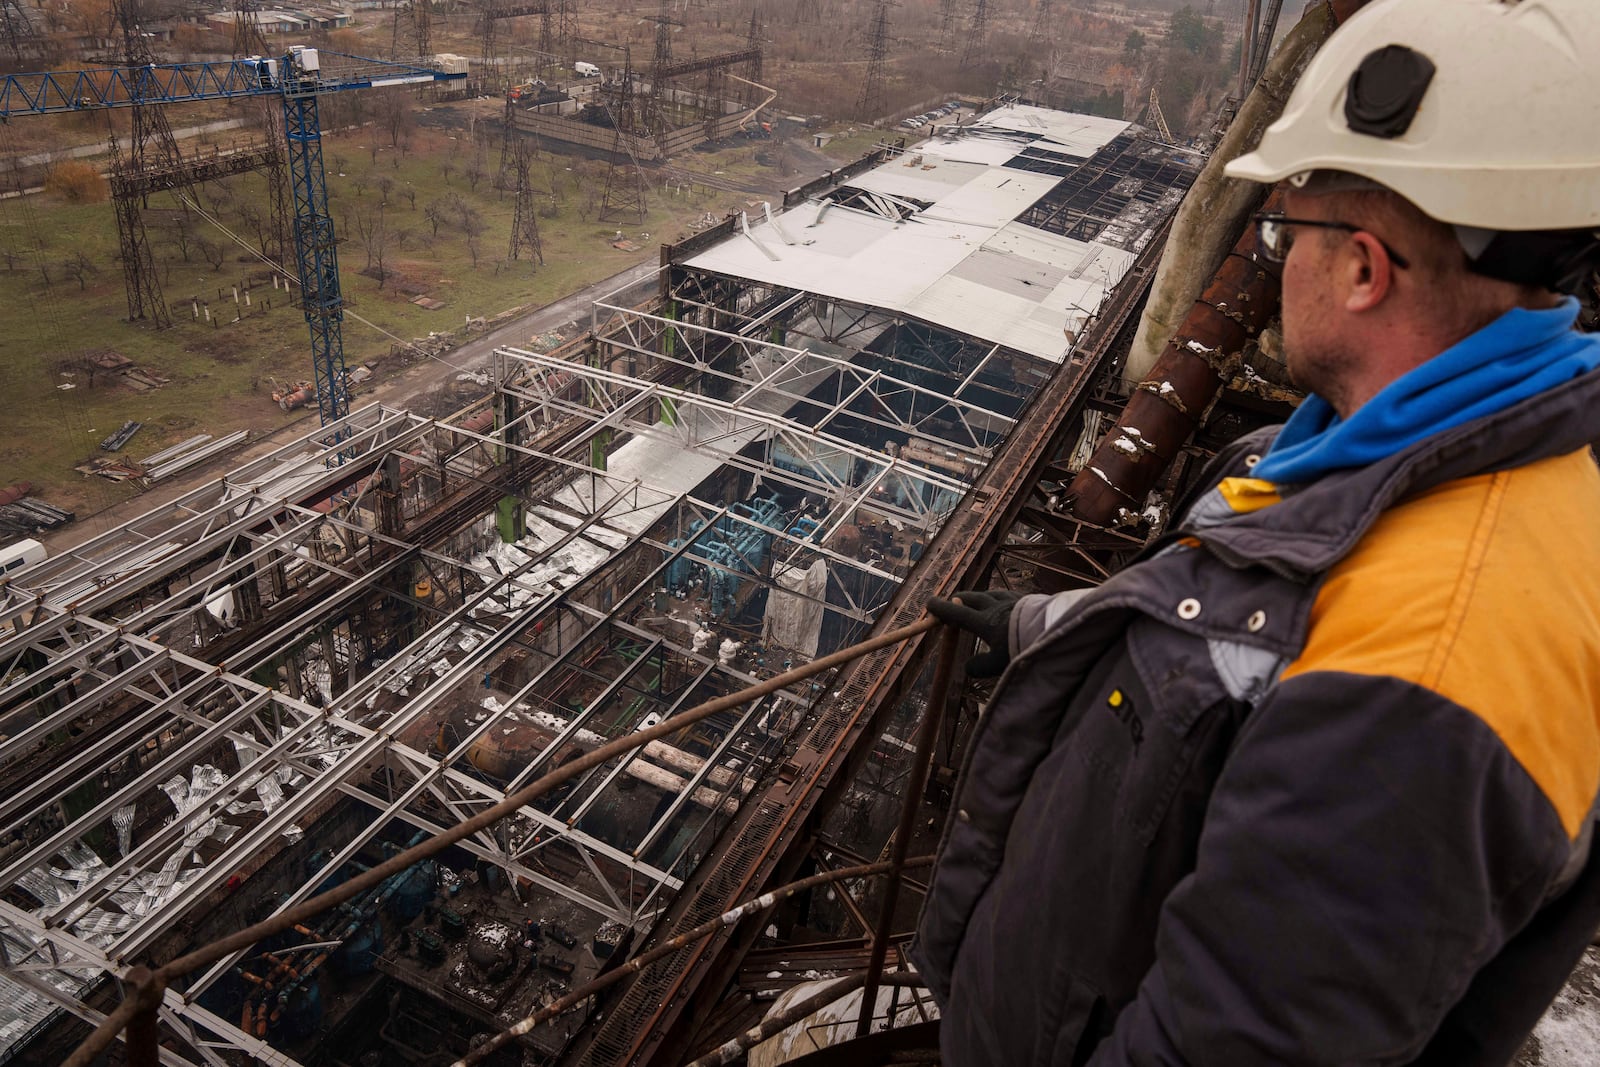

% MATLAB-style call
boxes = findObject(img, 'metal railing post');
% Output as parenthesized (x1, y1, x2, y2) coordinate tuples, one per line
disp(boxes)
(856, 626, 958, 1038)
(124, 965, 163, 1067)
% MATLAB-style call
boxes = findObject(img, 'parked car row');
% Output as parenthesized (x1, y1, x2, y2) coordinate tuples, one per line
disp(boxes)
(898, 101, 963, 132)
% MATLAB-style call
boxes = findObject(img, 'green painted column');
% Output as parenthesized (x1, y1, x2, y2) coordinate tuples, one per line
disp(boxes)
(496, 495, 524, 543)
(589, 430, 612, 471)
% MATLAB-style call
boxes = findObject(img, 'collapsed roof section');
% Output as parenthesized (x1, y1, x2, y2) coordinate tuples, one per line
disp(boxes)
(678, 104, 1201, 365)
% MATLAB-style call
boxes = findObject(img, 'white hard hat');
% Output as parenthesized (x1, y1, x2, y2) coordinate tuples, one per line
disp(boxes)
(1226, 0, 1600, 232)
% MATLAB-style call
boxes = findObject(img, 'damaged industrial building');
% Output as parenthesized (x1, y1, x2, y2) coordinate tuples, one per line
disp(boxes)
(0, 102, 1204, 1065)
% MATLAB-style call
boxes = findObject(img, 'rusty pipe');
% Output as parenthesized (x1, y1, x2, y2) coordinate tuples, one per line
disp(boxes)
(1067, 189, 1283, 525)
(122, 966, 163, 1067)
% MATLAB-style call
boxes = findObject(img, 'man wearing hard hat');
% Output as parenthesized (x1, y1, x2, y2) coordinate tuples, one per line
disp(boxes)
(913, 1, 1600, 1063)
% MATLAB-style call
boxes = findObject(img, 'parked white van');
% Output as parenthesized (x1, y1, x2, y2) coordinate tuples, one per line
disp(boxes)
(574, 61, 600, 78)
(0, 538, 46, 578)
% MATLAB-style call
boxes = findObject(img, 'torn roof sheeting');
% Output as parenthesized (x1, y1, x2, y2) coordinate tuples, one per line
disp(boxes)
(682, 104, 1200, 364)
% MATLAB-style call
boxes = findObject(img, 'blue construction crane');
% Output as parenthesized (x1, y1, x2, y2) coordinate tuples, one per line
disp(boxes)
(0, 48, 466, 434)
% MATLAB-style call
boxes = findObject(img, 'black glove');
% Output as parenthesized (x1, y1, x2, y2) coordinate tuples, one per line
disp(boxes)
(927, 590, 1021, 678)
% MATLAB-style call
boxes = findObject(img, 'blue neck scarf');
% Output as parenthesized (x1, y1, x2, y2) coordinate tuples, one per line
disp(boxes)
(1253, 298, 1600, 486)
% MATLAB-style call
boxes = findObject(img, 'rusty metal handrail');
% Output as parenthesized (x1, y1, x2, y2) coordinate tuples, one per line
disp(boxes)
(63, 615, 941, 1067)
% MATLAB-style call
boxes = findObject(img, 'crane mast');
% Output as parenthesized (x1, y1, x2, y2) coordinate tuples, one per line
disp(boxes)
(282, 79, 349, 432)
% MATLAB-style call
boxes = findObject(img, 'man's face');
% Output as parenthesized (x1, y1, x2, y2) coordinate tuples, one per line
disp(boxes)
(1277, 191, 1354, 407)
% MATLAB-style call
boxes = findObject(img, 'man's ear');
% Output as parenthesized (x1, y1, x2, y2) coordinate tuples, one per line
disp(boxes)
(1344, 231, 1398, 313)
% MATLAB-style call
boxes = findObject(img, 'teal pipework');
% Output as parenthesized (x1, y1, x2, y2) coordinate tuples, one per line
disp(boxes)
(665, 497, 786, 598)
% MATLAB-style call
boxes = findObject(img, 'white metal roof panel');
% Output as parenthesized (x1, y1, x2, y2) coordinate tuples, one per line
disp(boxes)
(947, 247, 1066, 302)
(681, 104, 1153, 365)
(983, 223, 1097, 271)
(901, 274, 1067, 363)
(917, 167, 1058, 229)
(849, 155, 986, 203)
(972, 105, 1129, 157)
(923, 133, 1039, 167)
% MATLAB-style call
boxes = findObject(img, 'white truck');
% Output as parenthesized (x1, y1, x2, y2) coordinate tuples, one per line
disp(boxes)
(574, 61, 600, 78)
(0, 538, 46, 577)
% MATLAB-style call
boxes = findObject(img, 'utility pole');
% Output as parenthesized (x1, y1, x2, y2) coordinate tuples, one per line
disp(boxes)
(539, 6, 554, 76)
(233, 1, 290, 273)
(962, 0, 990, 69)
(558, 0, 577, 65)
(645, 3, 673, 138)
(508, 133, 543, 266)
(480, 0, 501, 88)
(858, 1, 892, 123)
(600, 48, 648, 226)
(497, 93, 518, 191)
(745, 3, 763, 91)
(1030, 0, 1054, 45)
(403, 0, 422, 58)
(390, 0, 430, 61)
(108, 0, 200, 328)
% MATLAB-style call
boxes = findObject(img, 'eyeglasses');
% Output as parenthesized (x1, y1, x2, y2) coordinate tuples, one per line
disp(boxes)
(1252, 211, 1410, 270)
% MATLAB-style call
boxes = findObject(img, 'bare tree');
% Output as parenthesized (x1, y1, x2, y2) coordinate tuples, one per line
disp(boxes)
(206, 182, 233, 215)
(459, 205, 485, 268)
(380, 90, 416, 148)
(238, 203, 268, 255)
(60, 251, 97, 290)
(425, 195, 464, 239)
(578, 184, 601, 221)
(354, 204, 389, 287)
(465, 159, 486, 192)
(440, 159, 455, 185)
(375, 174, 395, 205)
(196, 236, 226, 270)
(165, 214, 196, 263)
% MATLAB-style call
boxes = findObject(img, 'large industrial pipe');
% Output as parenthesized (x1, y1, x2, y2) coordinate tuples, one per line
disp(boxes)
(1070, 0, 1375, 526)
(1066, 191, 1283, 525)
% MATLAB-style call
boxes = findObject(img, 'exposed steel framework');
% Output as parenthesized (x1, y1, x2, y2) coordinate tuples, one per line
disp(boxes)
(1, 105, 1230, 1067)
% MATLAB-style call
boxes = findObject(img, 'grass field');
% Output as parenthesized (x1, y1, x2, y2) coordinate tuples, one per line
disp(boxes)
(0, 96, 827, 517)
